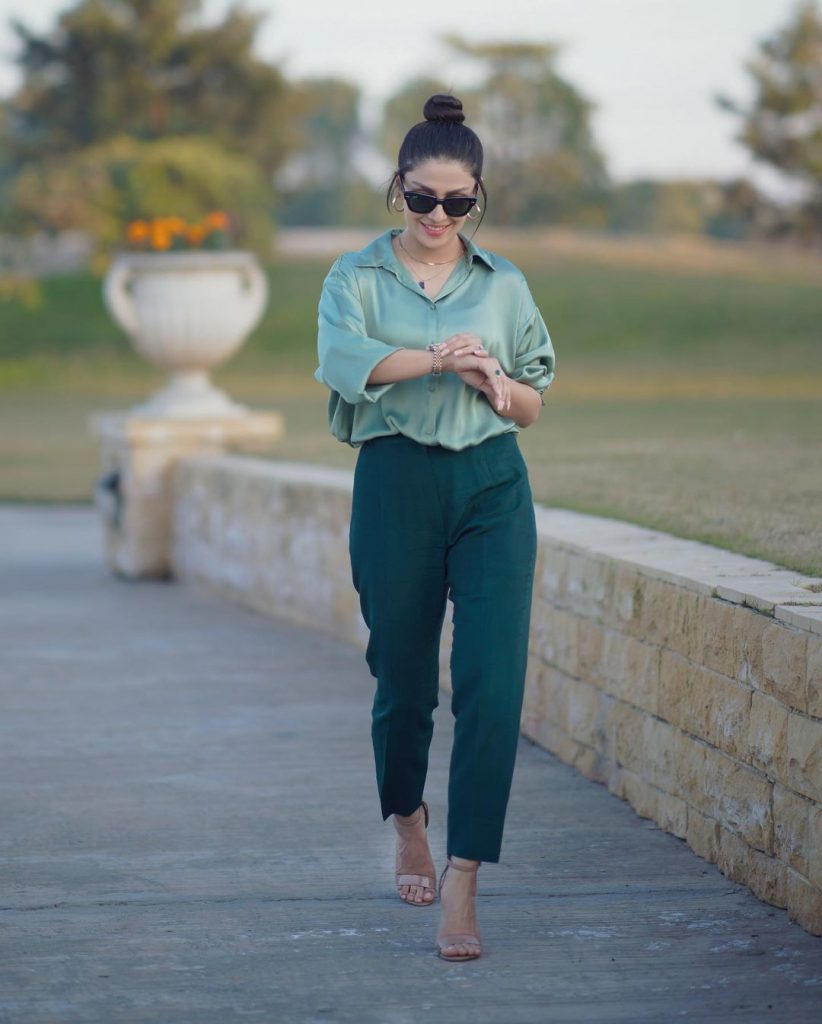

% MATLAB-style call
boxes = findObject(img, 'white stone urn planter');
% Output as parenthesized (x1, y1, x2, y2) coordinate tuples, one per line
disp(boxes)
(103, 249, 269, 418)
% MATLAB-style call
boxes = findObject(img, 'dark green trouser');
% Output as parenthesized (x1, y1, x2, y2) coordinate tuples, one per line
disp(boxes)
(348, 431, 537, 863)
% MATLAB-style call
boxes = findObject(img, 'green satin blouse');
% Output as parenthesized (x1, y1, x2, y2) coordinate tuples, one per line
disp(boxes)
(314, 227, 556, 451)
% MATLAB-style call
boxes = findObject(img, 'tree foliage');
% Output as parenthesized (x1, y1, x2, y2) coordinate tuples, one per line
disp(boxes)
(717, 0, 822, 240)
(377, 75, 452, 177)
(2, 0, 293, 176)
(273, 76, 388, 227)
(5, 134, 273, 264)
(279, 77, 362, 186)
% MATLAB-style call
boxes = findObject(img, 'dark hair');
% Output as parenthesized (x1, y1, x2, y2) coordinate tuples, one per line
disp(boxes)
(385, 94, 487, 229)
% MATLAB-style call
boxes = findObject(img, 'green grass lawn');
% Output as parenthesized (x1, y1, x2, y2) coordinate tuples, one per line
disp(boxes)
(2, 231, 821, 576)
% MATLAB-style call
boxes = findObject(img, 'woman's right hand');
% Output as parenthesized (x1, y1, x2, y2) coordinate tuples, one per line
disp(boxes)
(439, 333, 485, 364)
(439, 333, 491, 377)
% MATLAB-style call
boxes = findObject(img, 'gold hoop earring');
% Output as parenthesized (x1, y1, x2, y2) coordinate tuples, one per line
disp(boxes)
(466, 203, 482, 221)
(390, 191, 405, 213)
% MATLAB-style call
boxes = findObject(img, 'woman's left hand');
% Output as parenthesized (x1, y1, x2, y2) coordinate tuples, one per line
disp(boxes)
(454, 367, 487, 391)
(446, 342, 511, 414)
(456, 365, 512, 414)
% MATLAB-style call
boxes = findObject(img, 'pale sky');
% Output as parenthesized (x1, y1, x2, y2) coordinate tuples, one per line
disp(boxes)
(0, 0, 809, 199)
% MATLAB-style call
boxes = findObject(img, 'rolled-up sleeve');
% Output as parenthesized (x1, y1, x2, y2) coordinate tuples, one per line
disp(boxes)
(314, 255, 400, 405)
(508, 277, 556, 405)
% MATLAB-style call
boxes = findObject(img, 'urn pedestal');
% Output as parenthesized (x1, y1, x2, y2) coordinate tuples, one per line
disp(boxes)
(89, 411, 284, 579)
(92, 248, 282, 578)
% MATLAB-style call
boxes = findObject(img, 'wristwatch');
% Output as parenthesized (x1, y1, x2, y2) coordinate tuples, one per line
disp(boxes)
(427, 343, 443, 376)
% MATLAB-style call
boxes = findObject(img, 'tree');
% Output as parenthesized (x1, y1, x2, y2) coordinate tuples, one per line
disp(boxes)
(605, 179, 741, 236)
(2, 0, 293, 177)
(377, 75, 452, 175)
(278, 78, 362, 187)
(275, 77, 381, 226)
(379, 38, 610, 226)
(716, 0, 822, 241)
(704, 178, 788, 241)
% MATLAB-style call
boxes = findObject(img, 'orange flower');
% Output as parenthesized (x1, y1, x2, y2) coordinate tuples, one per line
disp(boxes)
(125, 211, 232, 249)
(204, 210, 229, 230)
(150, 223, 173, 250)
(126, 220, 150, 243)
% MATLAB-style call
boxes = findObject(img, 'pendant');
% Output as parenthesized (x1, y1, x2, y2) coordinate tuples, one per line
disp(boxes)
(419, 280, 425, 289)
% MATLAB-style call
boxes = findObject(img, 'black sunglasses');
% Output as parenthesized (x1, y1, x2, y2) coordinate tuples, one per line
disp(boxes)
(400, 177, 478, 218)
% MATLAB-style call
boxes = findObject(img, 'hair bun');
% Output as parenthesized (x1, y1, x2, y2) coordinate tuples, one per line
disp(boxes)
(423, 94, 466, 124)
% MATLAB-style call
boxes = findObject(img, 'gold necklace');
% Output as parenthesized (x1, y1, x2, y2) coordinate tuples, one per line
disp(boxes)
(411, 262, 454, 289)
(396, 233, 466, 266)
(394, 234, 467, 291)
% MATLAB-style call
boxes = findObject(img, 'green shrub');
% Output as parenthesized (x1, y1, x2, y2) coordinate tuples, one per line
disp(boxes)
(5, 134, 275, 269)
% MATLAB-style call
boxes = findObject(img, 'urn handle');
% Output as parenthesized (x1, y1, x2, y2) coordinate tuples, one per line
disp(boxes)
(103, 258, 139, 338)
(236, 258, 269, 336)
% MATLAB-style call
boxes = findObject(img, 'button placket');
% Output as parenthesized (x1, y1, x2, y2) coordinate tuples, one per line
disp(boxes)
(427, 303, 438, 392)
(423, 302, 439, 432)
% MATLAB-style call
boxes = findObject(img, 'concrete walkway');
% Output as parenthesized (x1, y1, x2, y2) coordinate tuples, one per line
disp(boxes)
(1, 503, 820, 1024)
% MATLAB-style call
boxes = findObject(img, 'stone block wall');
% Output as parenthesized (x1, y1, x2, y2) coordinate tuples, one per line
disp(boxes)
(170, 455, 367, 649)
(169, 453, 822, 935)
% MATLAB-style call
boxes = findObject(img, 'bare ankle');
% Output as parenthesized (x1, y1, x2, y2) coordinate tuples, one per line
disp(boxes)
(449, 855, 480, 868)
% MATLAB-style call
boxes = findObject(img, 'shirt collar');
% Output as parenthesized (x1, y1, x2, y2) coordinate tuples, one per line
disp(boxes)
(348, 227, 496, 272)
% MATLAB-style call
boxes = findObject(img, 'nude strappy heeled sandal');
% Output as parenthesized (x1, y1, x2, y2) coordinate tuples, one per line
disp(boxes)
(436, 856, 482, 961)
(393, 799, 437, 906)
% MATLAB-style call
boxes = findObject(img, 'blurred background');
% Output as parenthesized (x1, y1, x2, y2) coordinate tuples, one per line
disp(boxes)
(0, 0, 820, 574)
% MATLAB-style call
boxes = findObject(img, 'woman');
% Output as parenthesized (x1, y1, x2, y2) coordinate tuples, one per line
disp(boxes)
(314, 93, 556, 962)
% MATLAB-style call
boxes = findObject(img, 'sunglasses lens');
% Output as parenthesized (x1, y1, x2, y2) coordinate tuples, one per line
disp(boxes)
(443, 198, 475, 217)
(405, 192, 437, 214)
